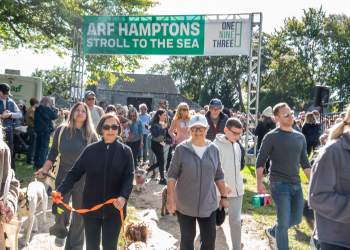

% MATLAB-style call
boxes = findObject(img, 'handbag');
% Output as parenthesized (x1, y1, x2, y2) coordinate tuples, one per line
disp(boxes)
(45, 127, 64, 190)
(216, 208, 226, 226)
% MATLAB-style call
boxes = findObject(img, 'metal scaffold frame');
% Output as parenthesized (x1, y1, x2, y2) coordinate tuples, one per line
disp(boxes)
(70, 27, 85, 104)
(245, 13, 262, 157)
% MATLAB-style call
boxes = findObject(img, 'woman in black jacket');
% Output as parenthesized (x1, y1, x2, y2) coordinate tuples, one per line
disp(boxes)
(146, 109, 168, 185)
(55, 113, 134, 250)
(302, 112, 321, 155)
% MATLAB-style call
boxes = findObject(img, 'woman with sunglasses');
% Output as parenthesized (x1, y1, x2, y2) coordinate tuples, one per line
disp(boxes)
(54, 113, 134, 250)
(169, 102, 191, 147)
(35, 102, 98, 249)
(167, 114, 229, 250)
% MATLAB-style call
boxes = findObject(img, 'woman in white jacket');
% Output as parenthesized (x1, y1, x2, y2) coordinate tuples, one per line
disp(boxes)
(214, 117, 244, 250)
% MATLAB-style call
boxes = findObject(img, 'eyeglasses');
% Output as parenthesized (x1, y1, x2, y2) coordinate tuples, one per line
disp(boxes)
(102, 124, 119, 131)
(282, 111, 294, 118)
(228, 129, 241, 136)
(190, 127, 206, 132)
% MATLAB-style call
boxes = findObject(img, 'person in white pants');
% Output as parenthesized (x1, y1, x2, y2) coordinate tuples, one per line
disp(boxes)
(214, 117, 244, 250)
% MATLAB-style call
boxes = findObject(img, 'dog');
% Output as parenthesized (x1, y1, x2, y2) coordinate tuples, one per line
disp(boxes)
(125, 222, 149, 250)
(303, 199, 315, 230)
(161, 186, 169, 216)
(18, 180, 48, 246)
(135, 169, 147, 192)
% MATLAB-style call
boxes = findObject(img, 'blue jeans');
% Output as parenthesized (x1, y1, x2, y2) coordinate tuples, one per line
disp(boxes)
(269, 181, 304, 250)
(141, 134, 149, 162)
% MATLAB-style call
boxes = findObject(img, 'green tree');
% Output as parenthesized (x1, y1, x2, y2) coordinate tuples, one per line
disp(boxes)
(0, 0, 155, 84)
(32, 67, 71, 98)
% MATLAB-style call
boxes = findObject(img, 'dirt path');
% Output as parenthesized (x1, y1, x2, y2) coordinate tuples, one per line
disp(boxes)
(128, 179, 271, 250)
(20, 180, 271, 250)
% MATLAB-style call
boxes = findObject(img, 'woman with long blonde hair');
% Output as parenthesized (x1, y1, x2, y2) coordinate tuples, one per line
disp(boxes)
(168, 102, 191, 146)
(35, 102, 98, 249)
(309, 104, 350, 250)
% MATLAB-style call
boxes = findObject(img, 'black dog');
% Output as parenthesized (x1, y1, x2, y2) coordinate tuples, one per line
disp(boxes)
(303, 200, 315, 230)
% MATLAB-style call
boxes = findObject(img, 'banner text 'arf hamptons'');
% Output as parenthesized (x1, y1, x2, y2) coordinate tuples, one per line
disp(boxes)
(82, 15, 251, 56)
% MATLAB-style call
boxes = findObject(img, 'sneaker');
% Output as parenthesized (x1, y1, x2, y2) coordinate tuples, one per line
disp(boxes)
(55, 237, 65, 247)
(265, 228, 276, 250)
(158, 178, 167, 185)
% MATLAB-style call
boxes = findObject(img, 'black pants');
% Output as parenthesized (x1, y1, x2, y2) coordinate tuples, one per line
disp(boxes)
(126, 140, 141, 169)
(26, 126, 36, 164)
(149, 140, 165, 179)
(177, 211, 216, 250)
(83, 215, 122, 250)
(166, 144, 174, 172)
(320, 242, 350, 250)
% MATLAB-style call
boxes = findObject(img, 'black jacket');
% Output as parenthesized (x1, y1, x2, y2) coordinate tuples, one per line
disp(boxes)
(205, 111, 228, 141)
(57, 140, 134, 218)
(302, 123, 321, 145)
(254, 118, 276, 150)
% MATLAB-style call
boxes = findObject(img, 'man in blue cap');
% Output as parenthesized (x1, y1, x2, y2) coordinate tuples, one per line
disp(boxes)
(0, 83, 22, 169)
(205, 98, 228, 141)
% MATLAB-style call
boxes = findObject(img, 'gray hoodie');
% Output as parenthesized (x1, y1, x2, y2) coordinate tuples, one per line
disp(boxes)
(309, 134, 350, 248)
(168, 139, 224, 217)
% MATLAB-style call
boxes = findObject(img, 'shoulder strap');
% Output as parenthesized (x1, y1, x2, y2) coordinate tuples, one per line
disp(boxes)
(57, 126, 65, 153)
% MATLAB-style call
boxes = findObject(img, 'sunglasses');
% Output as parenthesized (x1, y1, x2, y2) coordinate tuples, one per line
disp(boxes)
(87, 97, 95, 101)
(282, 111, 294, 118)
(102, 124, 119, 131)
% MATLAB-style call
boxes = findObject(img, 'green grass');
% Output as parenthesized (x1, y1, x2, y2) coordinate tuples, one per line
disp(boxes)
(242, 165, 312, 250)
(15, 157, 36, 186)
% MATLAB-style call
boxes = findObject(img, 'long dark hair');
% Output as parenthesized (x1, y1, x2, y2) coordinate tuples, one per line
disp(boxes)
(151, 109, 166, 125)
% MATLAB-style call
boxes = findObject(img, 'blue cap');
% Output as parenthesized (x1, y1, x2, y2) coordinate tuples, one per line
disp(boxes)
(209, 98, 222, 109)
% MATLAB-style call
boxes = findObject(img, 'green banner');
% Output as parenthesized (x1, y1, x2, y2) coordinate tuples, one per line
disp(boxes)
(83, 15, 205, 55)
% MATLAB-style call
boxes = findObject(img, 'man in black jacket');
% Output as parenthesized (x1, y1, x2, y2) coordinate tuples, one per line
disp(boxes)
(205, 98, 228, 141)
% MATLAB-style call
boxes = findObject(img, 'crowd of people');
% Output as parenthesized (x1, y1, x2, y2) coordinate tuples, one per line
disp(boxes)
(0, 80, 349, 250)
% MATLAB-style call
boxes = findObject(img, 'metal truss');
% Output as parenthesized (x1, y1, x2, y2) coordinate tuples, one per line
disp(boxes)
(70, 26, 85, 104)
(245, 13, 262, 157)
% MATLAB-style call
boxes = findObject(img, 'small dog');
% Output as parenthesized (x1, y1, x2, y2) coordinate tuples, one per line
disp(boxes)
(135, 169, 147, 192)
(18, 180, 48, 246)
(161, 187, 169, 216)
(125, 222, 149, 250)
(303, 200, 315, 230)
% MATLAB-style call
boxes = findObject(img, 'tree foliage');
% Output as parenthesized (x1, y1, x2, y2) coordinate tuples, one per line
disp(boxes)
(0, 0, 156, 84)
(149, 56, 248, 110)
(32, 67, 71, 98)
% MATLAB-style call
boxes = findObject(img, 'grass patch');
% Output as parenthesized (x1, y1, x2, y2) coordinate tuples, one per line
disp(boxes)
(15, 157, 35, 187)
(242, 165, 312, 250)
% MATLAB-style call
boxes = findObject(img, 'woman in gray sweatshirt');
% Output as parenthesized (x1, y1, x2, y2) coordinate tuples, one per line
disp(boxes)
(167, 114, 229, 250)
(309, 104, 350, 250)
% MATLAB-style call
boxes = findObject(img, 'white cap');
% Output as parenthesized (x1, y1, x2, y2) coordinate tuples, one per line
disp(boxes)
(189, 114, 209, 128)
(262, 106, 273, 117)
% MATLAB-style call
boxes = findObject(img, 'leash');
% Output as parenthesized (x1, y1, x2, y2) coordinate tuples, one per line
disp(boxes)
(51, 191, 125, 241)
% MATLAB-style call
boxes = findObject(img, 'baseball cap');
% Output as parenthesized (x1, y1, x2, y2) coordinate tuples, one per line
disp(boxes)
(84, 90, 96, 99)
(209, 98, 222, 109)
(262, 106, 273, 117)
(0, 83, 12, 96)
(189, 114, 209, 128)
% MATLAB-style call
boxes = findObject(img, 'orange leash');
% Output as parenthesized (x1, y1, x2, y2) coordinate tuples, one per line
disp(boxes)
(52, 191, 125, 239)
